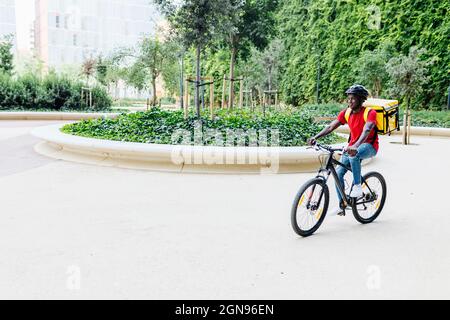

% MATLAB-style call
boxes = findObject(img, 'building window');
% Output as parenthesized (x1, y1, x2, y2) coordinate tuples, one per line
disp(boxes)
(56, 15, 60, 28)
(73, 34, 78, 46)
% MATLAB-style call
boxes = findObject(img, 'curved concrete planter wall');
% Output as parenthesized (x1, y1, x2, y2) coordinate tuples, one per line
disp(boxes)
(30, 123, 450, 174)
(31, 124, 353, 174)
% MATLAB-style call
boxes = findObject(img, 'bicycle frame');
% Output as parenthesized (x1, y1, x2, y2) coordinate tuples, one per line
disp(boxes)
(315, 150, 377, 208)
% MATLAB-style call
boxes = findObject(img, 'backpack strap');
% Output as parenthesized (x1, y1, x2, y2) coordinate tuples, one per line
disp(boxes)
(364, 107, 372, 122)
(345, 108, 352, 123)
(345, 108, 352, 143)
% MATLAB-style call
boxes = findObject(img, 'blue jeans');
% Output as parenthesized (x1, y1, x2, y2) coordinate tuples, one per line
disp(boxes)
(335, 143, 377, 203)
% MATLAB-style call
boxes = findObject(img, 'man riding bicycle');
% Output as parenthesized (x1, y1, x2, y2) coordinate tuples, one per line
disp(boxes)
(308, 84, 379, 216)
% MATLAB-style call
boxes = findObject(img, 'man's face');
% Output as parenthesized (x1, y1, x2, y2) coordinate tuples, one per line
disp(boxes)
(347, 94, 361, 110)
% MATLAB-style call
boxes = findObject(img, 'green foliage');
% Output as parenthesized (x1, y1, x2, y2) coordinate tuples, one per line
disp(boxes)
(278, 0, 450, 109)
(386, 47, 435, 110)
(160, 0, 233, 49)
(182, 40, 284, 106)
(0, 72, 112, 111)
(244, 39, 284, 92)
(155, 0, 243, 115)
(224, 0, 280, 98)
(95, 56, 108, 86)
(0, 34, 14, 76)
(354, 42, 395, 98)
(113, 37, 179, 103)
(62, 107, 344, 147)
(237, 0, 280, 53)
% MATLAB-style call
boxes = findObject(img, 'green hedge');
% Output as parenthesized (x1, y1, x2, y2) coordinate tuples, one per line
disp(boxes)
(279, 0, 449, 110)
(62, 107, 345, 147)
(0, 73, 112, 111)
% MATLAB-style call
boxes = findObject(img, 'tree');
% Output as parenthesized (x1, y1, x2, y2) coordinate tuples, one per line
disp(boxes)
(114, 37, 178, 105)
(354, 42, 394, 98)
(259, 39, 283, 92)
(153, 0, 234, 117)
(240, 40, 284, 105)
(0, 34, 14, 76)
(225, 0, 279, 108)
(81, 58, 96, 86)
(386, 47, 435, 145)
(95, 56, 108, 87)
(103, 60, 127, 100)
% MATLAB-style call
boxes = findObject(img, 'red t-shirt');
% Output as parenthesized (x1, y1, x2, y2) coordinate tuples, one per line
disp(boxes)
(337, 108, 379, 152)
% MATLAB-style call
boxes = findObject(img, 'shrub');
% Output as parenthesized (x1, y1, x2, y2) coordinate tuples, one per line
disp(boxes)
(41, 73, 77, 110)
(0, 72, 13, 110)
(0, 73, 112, 111)
(16, 73, 45, 110)
(90, 86, 113, 111)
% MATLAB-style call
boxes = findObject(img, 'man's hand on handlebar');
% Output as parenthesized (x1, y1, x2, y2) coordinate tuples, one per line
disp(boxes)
(344, 145, 358, 157)
(307, 138, 317, 146)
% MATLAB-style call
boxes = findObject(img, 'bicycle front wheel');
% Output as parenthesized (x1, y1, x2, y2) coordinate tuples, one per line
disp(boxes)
(291, 179, 329, 237)
(352, 172, 387, 224)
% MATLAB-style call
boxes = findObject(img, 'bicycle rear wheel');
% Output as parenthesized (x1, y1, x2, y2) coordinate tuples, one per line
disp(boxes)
(352, 172, 387, 224)
(291, 179, 329, 237)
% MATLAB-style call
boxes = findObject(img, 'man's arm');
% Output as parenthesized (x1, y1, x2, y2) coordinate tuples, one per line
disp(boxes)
(308, 120, 342, 146)
(354, 122, 376, 148)
(346, 122, 376, 156)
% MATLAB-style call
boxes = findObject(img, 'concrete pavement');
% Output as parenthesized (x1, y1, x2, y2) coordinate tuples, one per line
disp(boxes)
(0, 120, 449, 299)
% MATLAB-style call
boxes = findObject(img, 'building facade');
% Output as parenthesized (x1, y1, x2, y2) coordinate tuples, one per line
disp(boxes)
(35, 0, 160, 69)
(0, 0, 16, 41)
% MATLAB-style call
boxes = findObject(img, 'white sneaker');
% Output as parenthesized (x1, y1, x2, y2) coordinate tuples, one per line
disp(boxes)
(350, 184, 363, 198)
(329, 207, 345, 217)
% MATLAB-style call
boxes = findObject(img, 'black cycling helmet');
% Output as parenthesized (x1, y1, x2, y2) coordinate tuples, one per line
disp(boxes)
(345, 84, 370, 100)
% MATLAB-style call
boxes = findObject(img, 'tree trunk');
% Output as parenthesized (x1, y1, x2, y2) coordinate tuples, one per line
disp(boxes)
(228, 45, 237, 109)
(403, 97, 411, 145)
(195, 45, 201, 118)
(152, 77, 157, 106)
(316, 60, 320, 104)
(179, 55, 184, 110)
(374, 79, 381, 98)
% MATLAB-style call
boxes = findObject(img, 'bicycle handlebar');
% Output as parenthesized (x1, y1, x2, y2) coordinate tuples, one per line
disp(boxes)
(310, 143, 344, 153)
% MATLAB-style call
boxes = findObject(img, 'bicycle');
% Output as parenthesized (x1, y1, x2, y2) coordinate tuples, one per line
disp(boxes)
(291, 143, 387, 237)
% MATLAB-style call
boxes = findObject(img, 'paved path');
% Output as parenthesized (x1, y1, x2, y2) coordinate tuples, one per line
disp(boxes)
(0, 120, 449, 299)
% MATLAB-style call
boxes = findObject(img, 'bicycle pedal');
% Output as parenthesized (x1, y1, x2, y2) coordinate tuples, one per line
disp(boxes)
(338, 211, 346, 217)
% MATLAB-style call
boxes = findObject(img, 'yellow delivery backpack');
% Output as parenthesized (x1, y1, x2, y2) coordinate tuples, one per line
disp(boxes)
(345, 98, 400, 135)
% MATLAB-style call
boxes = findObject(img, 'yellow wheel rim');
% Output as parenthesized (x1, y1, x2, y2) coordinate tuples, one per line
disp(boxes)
(315, 208, 323, 220)
(298, 195, 305, 207)
(375, 200, 381, 210)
